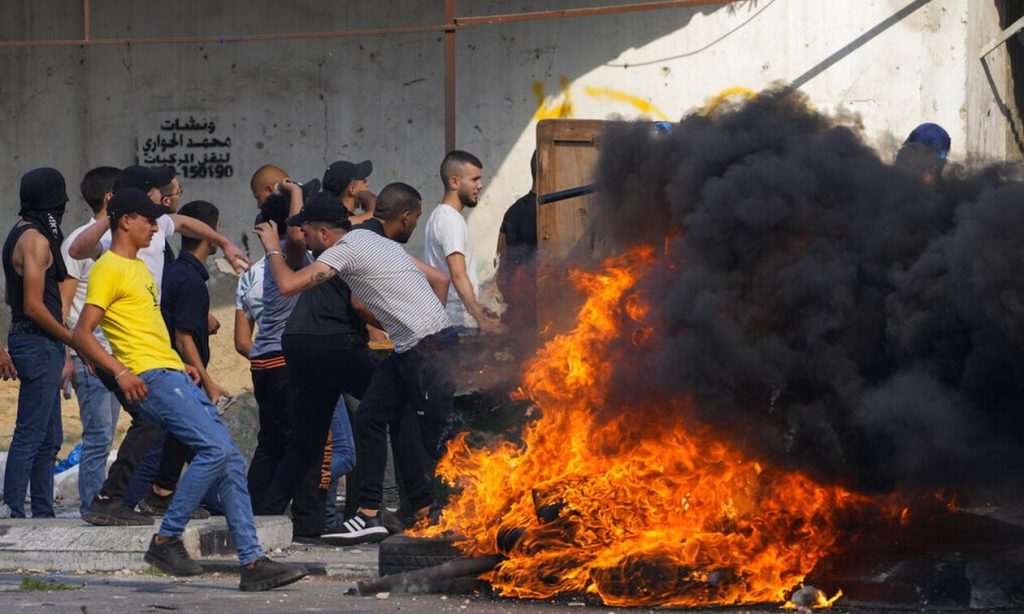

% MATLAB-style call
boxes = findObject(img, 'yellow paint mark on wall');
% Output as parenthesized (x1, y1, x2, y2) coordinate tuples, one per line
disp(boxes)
(533, 76, 574, 120)
(702, 86, 756, 116)
(582, 86, 670, 120)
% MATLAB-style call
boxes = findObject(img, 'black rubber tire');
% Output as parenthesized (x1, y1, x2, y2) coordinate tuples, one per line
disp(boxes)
(377, 534, 464, 576)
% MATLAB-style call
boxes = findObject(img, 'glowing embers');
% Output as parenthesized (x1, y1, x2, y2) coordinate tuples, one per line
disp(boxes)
(416, 245, 881, 607)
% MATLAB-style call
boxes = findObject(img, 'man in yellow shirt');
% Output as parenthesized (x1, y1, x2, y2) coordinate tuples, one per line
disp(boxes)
(73, 188, 305, 591)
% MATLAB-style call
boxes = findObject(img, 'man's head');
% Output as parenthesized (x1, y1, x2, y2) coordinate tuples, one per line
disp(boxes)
(374, 182, 423, 244)
(287, 191, 352, 256)
(80, 166, 121, 215)
(323, 160, 373, 208)
(114, 165, 175, 204)
(20, 167, 69, 217)
(159, 177, 183, 213)
(895, 142, 944, 186)
(107, 187, 166, 249)
(178, 200, 220, 255)
(439, 150, 483, 208)
(900, 122, 950, 186)
(250, 164, 287, 206)
(20, 167, 70, 242)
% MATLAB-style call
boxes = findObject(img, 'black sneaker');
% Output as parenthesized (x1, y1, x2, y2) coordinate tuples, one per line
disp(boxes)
(320, 511, 389, 545)
(239, 557, 307, 591)
(137, 491, 211, 519)
(82, 496, 154, 526)
(143, 535, 203, 576)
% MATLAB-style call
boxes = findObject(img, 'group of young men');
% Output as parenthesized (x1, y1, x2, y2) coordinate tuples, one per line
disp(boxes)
(1, 148, 534, 591)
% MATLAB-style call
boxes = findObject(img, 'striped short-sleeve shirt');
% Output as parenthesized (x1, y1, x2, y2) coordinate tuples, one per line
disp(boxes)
(317, 228, 452, 353)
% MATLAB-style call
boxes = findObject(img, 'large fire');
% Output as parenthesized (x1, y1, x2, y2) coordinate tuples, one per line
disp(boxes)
(416, 245, 891, 607)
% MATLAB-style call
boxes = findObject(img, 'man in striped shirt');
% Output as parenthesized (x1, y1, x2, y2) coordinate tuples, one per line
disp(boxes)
(255, 182, 455, 544)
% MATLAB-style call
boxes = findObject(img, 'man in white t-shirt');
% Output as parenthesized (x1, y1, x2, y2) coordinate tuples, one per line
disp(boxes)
(423, 150, 505, 334)
(59, 166, 123, 516)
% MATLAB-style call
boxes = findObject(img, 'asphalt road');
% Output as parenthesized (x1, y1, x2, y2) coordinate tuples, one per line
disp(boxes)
(2, 572, 1019, 614)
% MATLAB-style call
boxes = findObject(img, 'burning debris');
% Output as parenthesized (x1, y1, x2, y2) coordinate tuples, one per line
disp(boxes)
(411, 88, 1024, 608)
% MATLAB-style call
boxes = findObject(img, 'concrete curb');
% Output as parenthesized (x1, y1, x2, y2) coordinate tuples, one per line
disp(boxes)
(0, 516, 292, 572)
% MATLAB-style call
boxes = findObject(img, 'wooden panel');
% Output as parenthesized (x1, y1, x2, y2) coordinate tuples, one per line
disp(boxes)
(535, 119, 606, 333)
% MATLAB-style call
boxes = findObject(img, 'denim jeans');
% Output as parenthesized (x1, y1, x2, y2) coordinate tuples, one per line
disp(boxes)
(71, 354, 121, 515)
(134, 369, 262, 565)
(324, 395, 356, 527)
(3, 329, 64, 517)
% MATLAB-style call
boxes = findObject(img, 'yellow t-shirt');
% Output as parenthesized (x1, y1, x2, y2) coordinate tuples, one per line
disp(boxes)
(85, 251, 184, 375)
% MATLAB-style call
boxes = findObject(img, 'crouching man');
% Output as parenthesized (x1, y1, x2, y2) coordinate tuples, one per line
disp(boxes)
(72, 188, 305, 591)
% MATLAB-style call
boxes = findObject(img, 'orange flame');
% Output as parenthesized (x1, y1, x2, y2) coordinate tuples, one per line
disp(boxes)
(416, 245, 883, 607)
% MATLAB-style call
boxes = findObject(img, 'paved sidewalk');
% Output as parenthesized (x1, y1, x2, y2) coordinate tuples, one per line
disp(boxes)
(0, 516, 292, 572)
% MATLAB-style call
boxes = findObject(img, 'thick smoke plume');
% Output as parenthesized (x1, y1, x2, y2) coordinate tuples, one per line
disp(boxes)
(589, 88, 1024, 497)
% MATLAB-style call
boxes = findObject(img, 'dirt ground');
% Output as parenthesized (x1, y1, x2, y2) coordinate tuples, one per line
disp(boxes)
(0, 302, 252, 457)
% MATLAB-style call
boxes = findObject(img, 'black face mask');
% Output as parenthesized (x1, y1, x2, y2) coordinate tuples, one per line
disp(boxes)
(19, 167, 69, 281)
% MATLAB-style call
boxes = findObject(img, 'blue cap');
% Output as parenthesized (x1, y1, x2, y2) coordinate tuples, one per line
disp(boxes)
(904, 123, 950, 161)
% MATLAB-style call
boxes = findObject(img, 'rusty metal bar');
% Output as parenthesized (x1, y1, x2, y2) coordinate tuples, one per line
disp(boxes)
(0, 23, 449, 48)
(454, 0, 735, 27)
(83, 0, 90, 42)
(0, 0, 739, 49)
(444, 0, 457, 153)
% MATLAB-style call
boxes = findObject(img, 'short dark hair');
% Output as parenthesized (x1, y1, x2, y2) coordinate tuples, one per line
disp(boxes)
(374, 183, 422, 221)
(529, 150, 538, 182)
(80, 166, 121, 214)
(178, 200, 219, 252)
(439, 150, 483, 189)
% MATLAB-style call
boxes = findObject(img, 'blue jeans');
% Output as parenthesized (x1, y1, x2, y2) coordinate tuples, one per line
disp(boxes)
(71, 354, 121, 515)
(3, 330, 63, 517)
(324, 395, 355, 527)
(134, 369, 262, 565)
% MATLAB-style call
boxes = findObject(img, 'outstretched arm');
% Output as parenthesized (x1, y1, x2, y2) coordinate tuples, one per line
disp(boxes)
(67, 217, 108, 260)
(171, 214, 251, 273)
(254, 220, 336, 296)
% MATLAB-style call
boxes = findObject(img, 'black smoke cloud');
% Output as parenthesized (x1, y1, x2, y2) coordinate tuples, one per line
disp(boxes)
(591, 88, 1024, 497)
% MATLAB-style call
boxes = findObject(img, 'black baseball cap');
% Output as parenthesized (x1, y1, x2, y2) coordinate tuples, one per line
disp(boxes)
(286, 191, 352, 228)
(322, 160, 372, 196)
(113, 165, 176, 193)
(107, 187, 166, 222)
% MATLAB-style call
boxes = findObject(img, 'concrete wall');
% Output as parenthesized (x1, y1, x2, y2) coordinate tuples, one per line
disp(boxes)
(0, 0, 1010, 316)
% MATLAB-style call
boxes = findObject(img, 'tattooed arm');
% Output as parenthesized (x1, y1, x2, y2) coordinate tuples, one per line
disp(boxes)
(254, 220, 336, 296)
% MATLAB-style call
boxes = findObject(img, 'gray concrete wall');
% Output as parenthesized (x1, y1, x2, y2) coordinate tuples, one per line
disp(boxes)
(0, 0, 1011, 319)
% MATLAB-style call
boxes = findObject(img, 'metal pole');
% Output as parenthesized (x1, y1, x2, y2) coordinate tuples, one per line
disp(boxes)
(83, 0, 90, 42)
(455, 0, 735, 26)
(444, 0, 457, 153)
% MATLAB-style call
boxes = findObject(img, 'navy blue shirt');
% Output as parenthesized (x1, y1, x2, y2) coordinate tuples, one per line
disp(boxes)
(161, 251, 211, 366)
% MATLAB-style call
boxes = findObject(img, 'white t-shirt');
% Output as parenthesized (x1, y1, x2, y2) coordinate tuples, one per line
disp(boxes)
(423, 203, 478, 328)
(61, 219, 112, 353)
(99, 214, 177, 298)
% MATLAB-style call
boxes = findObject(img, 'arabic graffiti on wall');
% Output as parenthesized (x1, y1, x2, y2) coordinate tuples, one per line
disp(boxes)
(139, 115, 233, 180)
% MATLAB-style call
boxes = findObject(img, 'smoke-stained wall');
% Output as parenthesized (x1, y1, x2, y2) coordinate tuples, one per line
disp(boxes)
(0, 0, 1006, 322)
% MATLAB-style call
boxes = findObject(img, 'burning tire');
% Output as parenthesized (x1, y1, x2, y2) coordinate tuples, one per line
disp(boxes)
(377, 535, 463, 576)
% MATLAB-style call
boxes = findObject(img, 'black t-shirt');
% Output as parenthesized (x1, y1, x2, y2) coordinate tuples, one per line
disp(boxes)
(283, 274, 368, 345)
(499, 191, 537, 267)
(161, 251, 211, 366)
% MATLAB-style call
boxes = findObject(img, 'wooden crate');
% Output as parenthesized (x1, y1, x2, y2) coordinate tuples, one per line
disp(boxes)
(535, 119, 608, 333)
